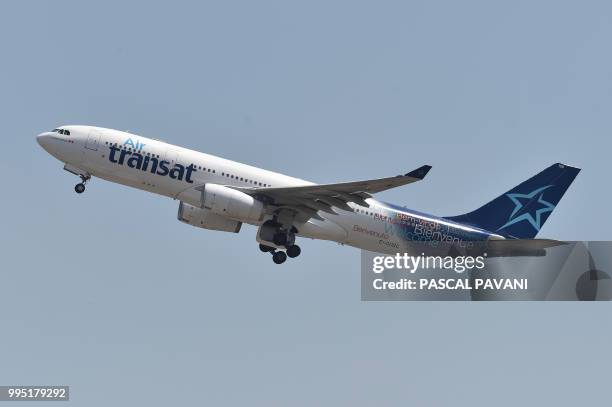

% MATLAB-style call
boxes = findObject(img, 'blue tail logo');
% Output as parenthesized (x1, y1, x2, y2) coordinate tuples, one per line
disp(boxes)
(444, 163, 581, 239)
(497, 185, 556, 233)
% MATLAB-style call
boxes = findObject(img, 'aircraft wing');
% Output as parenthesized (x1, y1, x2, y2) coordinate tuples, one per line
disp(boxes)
(231, 165, 432, 220)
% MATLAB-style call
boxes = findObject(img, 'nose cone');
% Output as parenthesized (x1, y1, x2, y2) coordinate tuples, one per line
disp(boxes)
(37, 132, 54, 153)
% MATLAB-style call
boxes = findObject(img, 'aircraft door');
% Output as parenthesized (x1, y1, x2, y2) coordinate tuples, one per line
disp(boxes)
(85, 129, 100, 151)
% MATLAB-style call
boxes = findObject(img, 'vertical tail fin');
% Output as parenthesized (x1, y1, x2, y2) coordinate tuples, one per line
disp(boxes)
(445, 163, 580, 238)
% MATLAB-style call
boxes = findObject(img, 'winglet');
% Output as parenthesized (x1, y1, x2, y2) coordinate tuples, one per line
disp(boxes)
(405, 165, 432, 180)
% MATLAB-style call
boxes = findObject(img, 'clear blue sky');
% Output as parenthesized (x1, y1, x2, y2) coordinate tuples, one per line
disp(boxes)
(2, 1, 611, 405)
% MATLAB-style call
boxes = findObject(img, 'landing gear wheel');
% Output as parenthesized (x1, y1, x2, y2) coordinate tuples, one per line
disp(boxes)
(273, 233, 287, 246)
(259, 244, 274, 253)
(74, 174, 90, 194)
(286, 245, 301, 258)
(272, 251, 287, 264)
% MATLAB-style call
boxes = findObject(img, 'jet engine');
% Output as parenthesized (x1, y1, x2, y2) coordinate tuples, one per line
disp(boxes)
(178, 201, 242, 233)
(202, 183, 264, 223)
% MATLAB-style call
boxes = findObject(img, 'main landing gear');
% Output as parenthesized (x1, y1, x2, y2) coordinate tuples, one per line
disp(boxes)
(272, 251, 287, 265)
(286, 244, 301, 258)
(258, 219, 302, 265)
(259, 242, 301, 265)
(74, 174, 91, 194)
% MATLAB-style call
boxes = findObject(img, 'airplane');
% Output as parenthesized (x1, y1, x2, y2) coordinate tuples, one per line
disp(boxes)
(37, 125, 581, 264)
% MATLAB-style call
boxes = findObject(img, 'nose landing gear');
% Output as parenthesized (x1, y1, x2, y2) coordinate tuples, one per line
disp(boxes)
(74, 174, 91, 194)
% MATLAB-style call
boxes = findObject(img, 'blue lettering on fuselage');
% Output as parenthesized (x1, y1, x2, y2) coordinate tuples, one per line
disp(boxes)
(123, 137, 146, 151)
(108, 144, 196, 183)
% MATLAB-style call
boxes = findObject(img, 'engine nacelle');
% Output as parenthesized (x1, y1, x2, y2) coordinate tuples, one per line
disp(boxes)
(178, 202, 242, 233)
(202, 183, 264, 223)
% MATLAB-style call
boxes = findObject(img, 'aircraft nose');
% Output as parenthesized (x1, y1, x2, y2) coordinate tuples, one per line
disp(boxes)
(36, 132, 54, 152)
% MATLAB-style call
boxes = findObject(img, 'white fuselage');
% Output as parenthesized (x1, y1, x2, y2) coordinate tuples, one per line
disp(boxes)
(37, 125, 492, 255)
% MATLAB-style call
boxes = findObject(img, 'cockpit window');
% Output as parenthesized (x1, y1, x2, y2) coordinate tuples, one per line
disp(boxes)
(51, 128, 70, 135)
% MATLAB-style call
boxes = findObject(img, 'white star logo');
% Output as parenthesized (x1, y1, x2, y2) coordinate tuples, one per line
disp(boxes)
(497, 185, 556, 233)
